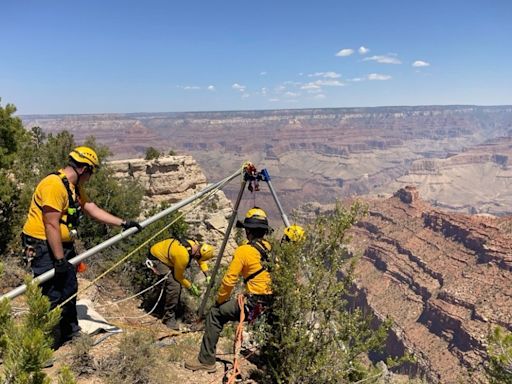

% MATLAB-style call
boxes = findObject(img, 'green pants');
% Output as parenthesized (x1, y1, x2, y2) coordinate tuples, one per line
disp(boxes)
(199, 298, 242, 365)
(198, 294, 272, 365)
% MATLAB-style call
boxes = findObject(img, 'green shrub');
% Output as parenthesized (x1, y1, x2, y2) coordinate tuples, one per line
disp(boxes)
(144, 147, 161, 160)
(259, 202, 391, 383)
(486, 326, 512, 384)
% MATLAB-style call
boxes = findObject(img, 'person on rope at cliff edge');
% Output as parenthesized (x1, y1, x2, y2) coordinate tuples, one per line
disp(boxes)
(21, 146, 142, 349)
(185, 207, 273, 373)
(146, 237, 215, 330)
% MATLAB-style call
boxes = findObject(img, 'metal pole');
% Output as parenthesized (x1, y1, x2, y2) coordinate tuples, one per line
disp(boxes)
(260, 168, 290, 227)
(1, 168, 242, 301)
(198, 179, 247, 318)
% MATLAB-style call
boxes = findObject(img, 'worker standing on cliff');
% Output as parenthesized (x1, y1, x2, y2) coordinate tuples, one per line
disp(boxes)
(185, 207, 273, 373)
(21, 146, 142, 348)
(146, 237, 215, 330)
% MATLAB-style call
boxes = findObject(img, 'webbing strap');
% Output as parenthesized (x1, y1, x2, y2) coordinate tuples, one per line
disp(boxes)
(33, 172, 81, 228)
(243, 239, 270, 284)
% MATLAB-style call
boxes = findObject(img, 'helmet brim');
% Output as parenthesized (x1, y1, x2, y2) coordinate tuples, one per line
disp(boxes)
(236, 220, 271, 230)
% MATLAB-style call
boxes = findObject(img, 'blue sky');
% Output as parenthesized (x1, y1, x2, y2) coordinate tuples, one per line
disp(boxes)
(1, 0, 511, 114)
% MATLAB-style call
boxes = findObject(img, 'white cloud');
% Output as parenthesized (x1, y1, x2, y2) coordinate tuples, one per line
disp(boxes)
(412, 60, 430, 67)
(260, 71, 267, 75)
(274, 85, 286, 92)
(307, 88, 323, 94)
(348, 77, 364, 82)
(269, 98, 280, 102)
(314, 94, 326, 99)
(207, 85, 215, 91)
(183, 86, 201, 90)
(301, 79, 345, 89)
(285, 91, 300, 98)
(301, 83, 321, 90)
(261, 87, 267, 95)
(367, 73, 392, 81)
(358, 46, 370, 55)
(314, 79, 344, 87)
(241, 93, 250, 99)
(335, 48, 354, 57)
(308, 71, 341, 79)
(232, 83, 246, 92)
(363, 55, 401, 64)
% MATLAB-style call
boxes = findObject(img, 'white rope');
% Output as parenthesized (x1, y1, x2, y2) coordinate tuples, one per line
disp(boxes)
(96, 272, 170, 308)
(103, 272, 169, 320)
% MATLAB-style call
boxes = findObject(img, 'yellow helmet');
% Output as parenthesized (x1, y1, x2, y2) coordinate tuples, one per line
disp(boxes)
(236, 207, 270, 230)
(69, 146, 100, 169)
(283, 225, 305, 242)
(199, 243, 215, 261)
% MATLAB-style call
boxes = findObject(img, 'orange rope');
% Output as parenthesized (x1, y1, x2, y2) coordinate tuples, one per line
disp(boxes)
(227, 294, 246, 384)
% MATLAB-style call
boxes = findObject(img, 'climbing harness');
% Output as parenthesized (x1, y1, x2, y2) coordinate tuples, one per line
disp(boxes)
(242, 239, 271, 284)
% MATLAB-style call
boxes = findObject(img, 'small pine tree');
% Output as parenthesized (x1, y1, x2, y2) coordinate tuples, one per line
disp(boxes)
(486, 326, 512, 384)
(0, 274, 66, 384)
(259, 202, 391, 383)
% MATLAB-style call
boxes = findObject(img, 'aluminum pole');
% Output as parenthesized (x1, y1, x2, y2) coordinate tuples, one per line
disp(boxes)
(1, 168, 242, 301)
(260, 168, 290, 227)
(198, 179, 247, 318)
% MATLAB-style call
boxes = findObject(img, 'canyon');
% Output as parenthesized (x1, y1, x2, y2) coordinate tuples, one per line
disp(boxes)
(344, 187, 512, 383)
(22, 105, 512, 220)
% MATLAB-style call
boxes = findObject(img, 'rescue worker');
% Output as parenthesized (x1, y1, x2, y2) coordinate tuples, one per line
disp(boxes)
(146, 238, 215, 330)
(21, 146, 141, 348)
(185, 207, 273, 373)
(282, 224, 305, 243)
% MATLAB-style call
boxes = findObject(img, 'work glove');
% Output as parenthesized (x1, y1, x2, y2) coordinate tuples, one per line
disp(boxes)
(54, 258, 72, 277)
(121, 220, 142, 232)
(189, 284, 201, 297)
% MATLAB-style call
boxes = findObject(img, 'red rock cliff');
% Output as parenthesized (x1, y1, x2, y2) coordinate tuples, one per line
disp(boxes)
(347, 187, 512, 383)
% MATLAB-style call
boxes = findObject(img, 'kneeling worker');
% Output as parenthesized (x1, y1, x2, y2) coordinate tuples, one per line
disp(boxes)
(147, 238, 215, 330)
(185, 207, 273, 373)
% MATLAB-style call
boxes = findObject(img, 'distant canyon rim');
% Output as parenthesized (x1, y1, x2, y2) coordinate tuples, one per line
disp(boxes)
(22, 105, 512, 221)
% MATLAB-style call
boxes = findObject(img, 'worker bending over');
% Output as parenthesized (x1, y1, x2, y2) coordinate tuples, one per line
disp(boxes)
(147, 237, 215, 330)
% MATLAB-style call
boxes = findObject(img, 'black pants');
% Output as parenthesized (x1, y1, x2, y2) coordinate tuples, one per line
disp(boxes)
(23, 234, 80, 347)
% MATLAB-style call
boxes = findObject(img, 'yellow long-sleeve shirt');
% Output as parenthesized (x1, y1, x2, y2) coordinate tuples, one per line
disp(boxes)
(217, 240, 272, 304)
(150, 238, 208, 289)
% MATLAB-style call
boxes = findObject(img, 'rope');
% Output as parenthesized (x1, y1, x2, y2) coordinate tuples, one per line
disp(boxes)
(227, 294, 246, 384)
(103, 272, 169, 320)
(55, 173, 234, 311)
(96, 272, 170, 308)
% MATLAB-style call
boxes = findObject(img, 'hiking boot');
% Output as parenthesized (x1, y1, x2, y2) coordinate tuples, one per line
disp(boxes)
(184, 356, 217, 373)
(164, 318, 180, 331)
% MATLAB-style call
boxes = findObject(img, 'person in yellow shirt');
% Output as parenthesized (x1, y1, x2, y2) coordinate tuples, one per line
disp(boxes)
(147, 238, 215, 330)
(21, 146, 141, 348)
(185, 207, 273, 373)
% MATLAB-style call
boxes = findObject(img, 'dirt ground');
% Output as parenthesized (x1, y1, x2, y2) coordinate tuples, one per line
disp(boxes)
(7, 275, 261, 384)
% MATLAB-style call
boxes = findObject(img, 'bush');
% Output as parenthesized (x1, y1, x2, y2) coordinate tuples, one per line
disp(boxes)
(486, 326, 512, 383)
(259, 202, 391, 383)
(98, 331, 163, 384)
(144, 147, 161, 160)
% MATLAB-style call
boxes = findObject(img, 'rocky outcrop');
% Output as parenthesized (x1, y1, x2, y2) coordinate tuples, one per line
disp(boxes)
(344, 188, 512, 383)
(109, 155, 237, 254)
